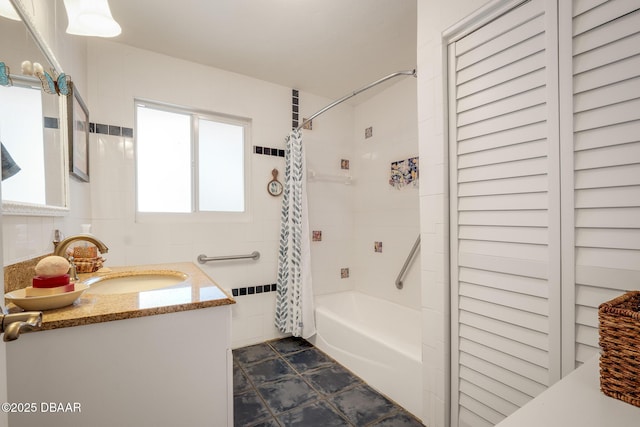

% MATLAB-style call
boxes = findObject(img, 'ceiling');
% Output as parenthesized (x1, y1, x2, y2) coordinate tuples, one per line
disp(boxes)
(108, 0, 417, 102)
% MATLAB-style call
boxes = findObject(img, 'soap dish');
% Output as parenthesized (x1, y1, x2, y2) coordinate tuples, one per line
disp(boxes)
(4, 283, 89, 311)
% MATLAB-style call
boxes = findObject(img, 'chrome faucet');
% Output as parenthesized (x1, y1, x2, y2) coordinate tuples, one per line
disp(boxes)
(1, 311, 43, 341)
(53, 233, 109, 258)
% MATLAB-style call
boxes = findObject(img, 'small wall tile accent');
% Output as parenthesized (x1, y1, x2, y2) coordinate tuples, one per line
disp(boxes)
(312, 231, 322, 242)
(95, 123, 109, 134)
(44, 116, 59, 129)
(390, 156, 419, 189)
(231, 283, 278, 297)
(340, 268, 349, 279)
(365, 126, 373, 139)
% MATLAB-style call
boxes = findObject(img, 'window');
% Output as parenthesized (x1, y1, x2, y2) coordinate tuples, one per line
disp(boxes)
(135, 101, 250, 217)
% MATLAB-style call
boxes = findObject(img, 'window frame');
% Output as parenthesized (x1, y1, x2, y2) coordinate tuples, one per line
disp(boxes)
(134, 99, 252, 223)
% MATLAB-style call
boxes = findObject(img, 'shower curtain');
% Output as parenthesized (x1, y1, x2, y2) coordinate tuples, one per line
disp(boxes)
(274, 129, 316, 339)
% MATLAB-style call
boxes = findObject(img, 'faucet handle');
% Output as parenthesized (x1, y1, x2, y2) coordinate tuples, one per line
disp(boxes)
(68, 256, 79, 281)
(52, 229, 65, 248)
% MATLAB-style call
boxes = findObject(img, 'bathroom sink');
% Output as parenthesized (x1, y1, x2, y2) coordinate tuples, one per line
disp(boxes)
(83, 270, 189, 295)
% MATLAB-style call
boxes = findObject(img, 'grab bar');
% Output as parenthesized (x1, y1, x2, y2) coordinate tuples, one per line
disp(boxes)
(395, 236, 420, 289)
(197, 251, 260, 264)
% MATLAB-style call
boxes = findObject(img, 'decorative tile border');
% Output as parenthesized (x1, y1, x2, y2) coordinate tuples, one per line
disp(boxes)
(231, 283, 278, 297)
(90, 122, 133, 138)
(254, 146, 285, 157)
(292, 89, 299, 129)
(88, 121, 281, 155)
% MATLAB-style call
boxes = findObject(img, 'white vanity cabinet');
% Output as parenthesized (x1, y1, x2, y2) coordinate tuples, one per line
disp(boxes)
(6, 305, 233, 427)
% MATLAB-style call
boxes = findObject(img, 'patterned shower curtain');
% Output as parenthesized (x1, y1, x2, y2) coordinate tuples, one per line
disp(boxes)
(274, 129, 316, 338)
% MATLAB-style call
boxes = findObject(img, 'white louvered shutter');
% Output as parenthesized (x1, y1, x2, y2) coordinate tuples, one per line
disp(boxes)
(569, 0, 640, 365)
(448, 1, 561, 426)
(448, 0, 640, 425)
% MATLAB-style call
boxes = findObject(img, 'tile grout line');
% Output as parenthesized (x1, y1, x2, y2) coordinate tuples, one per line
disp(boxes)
(234, 343, 325, 426)
(267, 343, 357, 426)
(233, 361, 283, 426)
(234, 339, 425, 426)
(278, 344, 423, 426)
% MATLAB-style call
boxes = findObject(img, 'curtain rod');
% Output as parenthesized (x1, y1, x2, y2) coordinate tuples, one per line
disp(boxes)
(296, 69, 417, 132)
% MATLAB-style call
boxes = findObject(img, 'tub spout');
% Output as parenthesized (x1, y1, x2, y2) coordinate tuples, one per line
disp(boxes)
(1, 311, 43, 341)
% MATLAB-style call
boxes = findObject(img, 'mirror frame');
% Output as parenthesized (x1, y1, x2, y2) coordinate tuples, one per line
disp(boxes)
(4, 0, 70, 216)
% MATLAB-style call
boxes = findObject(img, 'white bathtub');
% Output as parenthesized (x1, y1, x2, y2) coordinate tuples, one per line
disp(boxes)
(310, 291, 422, 418)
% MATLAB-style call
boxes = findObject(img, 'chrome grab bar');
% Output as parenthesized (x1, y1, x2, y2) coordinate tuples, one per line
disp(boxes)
(395, 235, 420, 289)
(197, 251, 260, 264)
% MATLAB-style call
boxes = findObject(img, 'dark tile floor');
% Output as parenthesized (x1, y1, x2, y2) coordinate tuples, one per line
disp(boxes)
(233, 337, 425, 427)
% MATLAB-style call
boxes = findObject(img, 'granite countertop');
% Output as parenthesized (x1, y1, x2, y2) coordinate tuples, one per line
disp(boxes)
(5, 262, 235, 331)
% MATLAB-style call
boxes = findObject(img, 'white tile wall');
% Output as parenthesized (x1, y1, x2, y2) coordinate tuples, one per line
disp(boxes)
(2, 169, 92, 265)
(302, 94, 358, 297)
(417, 0, 494, 425)
(352, 77, 421, 309)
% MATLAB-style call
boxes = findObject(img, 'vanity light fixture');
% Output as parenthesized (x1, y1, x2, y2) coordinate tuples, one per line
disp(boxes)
(63, 0, 121, 38)
(0, 0, 20, 21)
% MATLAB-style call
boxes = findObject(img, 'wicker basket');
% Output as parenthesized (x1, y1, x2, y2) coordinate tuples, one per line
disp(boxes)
(598, 291, 640, 407)
(70, 245, 103, 273)
(74, 257, 104, 273)
(73, 246, 97, 259)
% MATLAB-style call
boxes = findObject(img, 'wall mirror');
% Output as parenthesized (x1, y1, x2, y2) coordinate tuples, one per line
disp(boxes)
(0, 1, 69, 215)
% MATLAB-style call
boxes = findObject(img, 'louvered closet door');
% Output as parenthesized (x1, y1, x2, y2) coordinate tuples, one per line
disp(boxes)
(448, 1, 561, 426)
(570, 0, 640, 365)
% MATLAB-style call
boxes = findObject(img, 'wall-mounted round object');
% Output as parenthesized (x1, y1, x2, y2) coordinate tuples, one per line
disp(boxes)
(267, 168, 283, 196)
